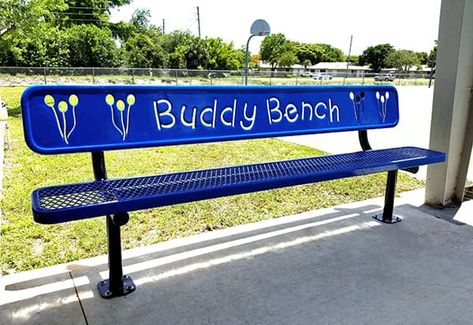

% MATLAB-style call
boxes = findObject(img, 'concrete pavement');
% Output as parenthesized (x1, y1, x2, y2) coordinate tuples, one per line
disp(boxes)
(1, 189, 473, 324)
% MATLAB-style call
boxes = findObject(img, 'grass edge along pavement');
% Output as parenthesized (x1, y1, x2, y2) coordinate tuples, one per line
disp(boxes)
(0, 86, 423, 275)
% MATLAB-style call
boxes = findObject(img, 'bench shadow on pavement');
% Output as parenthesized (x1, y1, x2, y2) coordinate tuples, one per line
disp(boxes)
(5, 201, 472, 324)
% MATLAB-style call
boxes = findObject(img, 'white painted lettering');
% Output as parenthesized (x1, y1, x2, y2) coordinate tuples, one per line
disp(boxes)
(284, 103, 299, 123)
(154, 99, 176, 129)
(314, 102, 327, 120)
(240, 103, 257, 130)
(180, 105, 197, 129)
(153, 101, 161, 130)
(200, 99, 217, 128)
(301, 102, 313, 121)
(152, 95, 340, 133)
(212, 99, 217, 127)
(220, 99, 237, 127)
(329, 98, 340, 122)
(266, 97, 282, 124)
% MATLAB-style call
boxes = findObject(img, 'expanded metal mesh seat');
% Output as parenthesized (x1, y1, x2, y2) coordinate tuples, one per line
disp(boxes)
(32, 147, 445, 224)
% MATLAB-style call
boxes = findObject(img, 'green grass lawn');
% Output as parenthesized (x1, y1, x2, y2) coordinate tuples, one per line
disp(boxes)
(0, 86, 423, 274)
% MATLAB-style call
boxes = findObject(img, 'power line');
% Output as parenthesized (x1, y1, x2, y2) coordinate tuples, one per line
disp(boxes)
(47, 17, 111, 23)
(52, 12, 108, 16)
(65, 18, 109, 22)
(67, 6, 110, 10)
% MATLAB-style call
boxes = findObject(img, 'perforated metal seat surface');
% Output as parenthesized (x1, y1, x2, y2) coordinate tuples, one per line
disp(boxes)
(32, 147, 445, 224)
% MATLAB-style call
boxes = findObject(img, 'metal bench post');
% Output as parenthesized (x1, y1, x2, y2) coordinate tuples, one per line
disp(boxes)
(373, 170, 401, 224)
(92, 151, 136, 298)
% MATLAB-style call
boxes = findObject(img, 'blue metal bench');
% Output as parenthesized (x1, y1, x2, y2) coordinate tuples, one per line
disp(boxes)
(21, 85, 445, 299)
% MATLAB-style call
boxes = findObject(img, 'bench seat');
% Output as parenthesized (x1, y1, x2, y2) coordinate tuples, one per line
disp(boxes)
(32, 146, 445, 224)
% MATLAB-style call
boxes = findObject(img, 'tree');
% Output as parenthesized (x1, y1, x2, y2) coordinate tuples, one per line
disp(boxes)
(260, 33, 289, 69)
(124, 32, 164, 68)
(318, 44, 345, 62)
(302, 59, 311, 68)
(359, 43, 395, 72)
(0, 0, 67, 38)
(162, 31, 193, 68)
(8, 25, 70, 66)
(278, 51, 298, 69)
(205, 38, 243, 70)
(294, 43, 345, 65)
(385, 49, 420, 72)
(249, 54, 261, 69)
(56, 0, 132, 28)
(416, 52, 428, 65)
(130, 8, 151, 31)
(346, 55, 359, 63)
(428, 41, 437, 68)
(295, 43, 322, 65)
(0, 0, 24, 37)
(110, 21, 136, 41)
(66, 24, 119, 67)
(0, 0, 70, 66)
(0, 0, 135, 67)
(184, 37, 208, 69)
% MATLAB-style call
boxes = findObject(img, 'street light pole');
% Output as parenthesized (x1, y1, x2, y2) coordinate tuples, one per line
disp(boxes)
(244, 19, 270, 86)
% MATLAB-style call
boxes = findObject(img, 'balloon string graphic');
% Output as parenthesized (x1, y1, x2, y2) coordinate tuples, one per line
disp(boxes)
(108, 104, 124, 136)
(46, 104, 65, 140)
(67, 104, 77, 139)
(62, 112, 68, 144)
(120, 110, 126, 140)
(125, 104, 132, 135)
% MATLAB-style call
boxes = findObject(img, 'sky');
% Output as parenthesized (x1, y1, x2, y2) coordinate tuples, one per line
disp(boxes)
(110, 0, 441, 55)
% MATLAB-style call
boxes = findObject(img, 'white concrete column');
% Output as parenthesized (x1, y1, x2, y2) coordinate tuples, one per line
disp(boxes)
(425, 0, 473, 205)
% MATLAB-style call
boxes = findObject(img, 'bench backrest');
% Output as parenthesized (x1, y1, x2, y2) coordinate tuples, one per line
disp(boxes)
(21, 85, 399, 154)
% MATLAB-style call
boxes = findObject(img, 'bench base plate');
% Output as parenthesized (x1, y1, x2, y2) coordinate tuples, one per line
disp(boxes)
(372, 214, 402, 224)
(97, 275, 136, 299)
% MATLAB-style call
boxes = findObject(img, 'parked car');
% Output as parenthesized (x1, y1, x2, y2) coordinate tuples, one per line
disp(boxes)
(208, 71, 229, 78)
(312, 72, 333, 80)
(300, 71, 315, 77)
(374, 73, 396, 82)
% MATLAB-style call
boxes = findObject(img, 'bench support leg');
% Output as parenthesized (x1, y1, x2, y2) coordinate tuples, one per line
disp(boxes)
(92, 152, 136, 299)
(97, 213, 136, 298)
(373, 170, 401, 224)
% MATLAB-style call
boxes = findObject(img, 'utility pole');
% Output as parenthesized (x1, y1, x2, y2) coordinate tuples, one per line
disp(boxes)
(196, 6, 201, 38)
(162, 19, 165, 34)
(343, 35, 353, 85)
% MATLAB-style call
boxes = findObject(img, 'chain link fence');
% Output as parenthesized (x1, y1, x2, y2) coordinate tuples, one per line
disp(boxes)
(0, 66, 435, 87)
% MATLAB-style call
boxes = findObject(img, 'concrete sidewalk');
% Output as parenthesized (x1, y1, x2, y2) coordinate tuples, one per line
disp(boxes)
(1, 189, 473, 324)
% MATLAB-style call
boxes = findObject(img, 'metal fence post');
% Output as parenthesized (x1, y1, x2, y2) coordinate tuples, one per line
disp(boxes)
(92, 68, 95, 84)
(43, 67, 47, 84)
